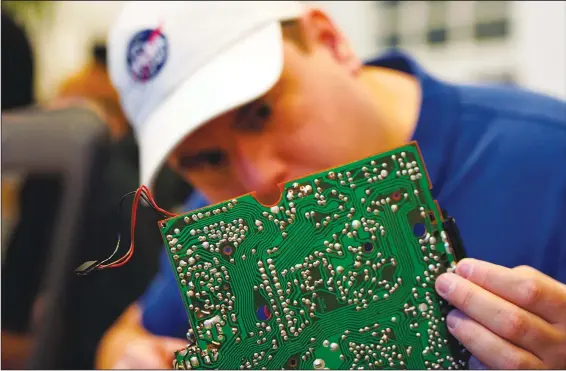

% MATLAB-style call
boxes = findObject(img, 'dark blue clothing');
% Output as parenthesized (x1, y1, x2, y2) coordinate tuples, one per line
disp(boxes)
(140, 192, 209, 338)
(140, 50, 566, 338)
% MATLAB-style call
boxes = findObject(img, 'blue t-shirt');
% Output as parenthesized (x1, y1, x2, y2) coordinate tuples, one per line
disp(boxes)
(140, 50, 566, 338)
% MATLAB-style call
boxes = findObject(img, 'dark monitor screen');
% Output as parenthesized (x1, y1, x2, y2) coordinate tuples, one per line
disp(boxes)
(2, 105, 110, 369)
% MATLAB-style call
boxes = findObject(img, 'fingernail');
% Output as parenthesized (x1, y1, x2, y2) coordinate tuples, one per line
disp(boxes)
(457, 260, 473, 278)
(436, 274, 455, 296)
(446, 310, 462, 330)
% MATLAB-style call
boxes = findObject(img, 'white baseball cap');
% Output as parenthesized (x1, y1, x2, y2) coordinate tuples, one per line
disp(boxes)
(108, 1, 305, 186)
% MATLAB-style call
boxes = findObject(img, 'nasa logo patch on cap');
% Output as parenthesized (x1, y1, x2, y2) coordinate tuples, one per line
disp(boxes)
(126, 26, 168, 83)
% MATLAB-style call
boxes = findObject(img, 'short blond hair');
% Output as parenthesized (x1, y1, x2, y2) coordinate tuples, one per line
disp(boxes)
(281, 20, 309, 52)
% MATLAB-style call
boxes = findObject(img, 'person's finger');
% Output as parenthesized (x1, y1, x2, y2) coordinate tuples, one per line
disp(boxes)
(446, 309, 545, 370)
(113, 360, 131, 369)
(435, 272, 561, 358)
(158, 337, 188, 358)
(468, 356, 489, 370)
(455, 259, 566, 324)
(118, 353, 168, 369)
(122, 340, 172, 369)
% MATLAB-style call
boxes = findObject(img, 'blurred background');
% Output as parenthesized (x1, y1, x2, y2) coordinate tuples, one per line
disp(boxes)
(3, 0, 565, 103)
(1, 1, 565, 369)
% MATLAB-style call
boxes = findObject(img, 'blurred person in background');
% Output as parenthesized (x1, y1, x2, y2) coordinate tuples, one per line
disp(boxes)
(98, 2, 566, 370)
(55, 43, 194, 211)
(1, 12, 34, 110)
(1, 12, 50, 369)
(1, 15, 193, 367)
(41, 43, 195, 368)
(56, 43, 130, 139)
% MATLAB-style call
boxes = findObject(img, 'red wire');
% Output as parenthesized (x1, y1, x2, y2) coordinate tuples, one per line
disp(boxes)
(140, 185, 177, 217)
(98, 186, 177, 269)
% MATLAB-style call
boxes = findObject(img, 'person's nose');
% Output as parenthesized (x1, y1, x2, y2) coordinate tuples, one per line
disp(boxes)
(233, 136, 288, 205)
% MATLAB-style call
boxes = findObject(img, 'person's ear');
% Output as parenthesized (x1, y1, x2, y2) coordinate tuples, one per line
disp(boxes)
(297, 8, 361, 73)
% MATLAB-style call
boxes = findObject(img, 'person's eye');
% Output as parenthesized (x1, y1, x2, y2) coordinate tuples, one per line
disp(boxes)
(177, 150, 228, 171)
(236, 102, 272, 132)
(256, 103, 272, 120)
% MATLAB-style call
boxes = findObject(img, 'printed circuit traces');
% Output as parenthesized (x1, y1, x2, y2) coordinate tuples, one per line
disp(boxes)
(160, 142, 470, 370)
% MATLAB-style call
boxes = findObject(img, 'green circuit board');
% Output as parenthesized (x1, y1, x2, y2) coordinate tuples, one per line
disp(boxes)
(159, 142, 470, 370)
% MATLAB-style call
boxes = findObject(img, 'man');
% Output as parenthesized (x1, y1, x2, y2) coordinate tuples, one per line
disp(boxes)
(98, 2, 566, 369)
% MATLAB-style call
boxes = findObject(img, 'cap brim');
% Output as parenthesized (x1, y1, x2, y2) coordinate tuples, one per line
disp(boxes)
(138, 21, 284, 187)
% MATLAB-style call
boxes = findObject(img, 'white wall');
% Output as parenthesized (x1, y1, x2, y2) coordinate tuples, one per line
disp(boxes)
(384, 1, 517, 85)
(514, 1, 566, 99)
(25, 1, 125, 102)
(319, 0, 566, 99)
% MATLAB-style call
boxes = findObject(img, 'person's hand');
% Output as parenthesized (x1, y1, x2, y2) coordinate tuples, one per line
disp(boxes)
(112, 335, 187, 369)
(435, 258, 566, 369)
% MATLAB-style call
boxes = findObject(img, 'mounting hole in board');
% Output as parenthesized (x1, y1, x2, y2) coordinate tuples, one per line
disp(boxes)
(391, 191, 402, 201)
(222, 245, 234, 256)
(287, 357, 299, 369)
(412, 223, 426, 237)
(256, 305, 272, 321)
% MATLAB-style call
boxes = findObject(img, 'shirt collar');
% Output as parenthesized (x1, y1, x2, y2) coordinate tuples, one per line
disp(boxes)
(188, 50, 462, 208)
(365, 49, 461, 194)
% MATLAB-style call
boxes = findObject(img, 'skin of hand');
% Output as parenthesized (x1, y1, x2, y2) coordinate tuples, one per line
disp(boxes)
(112, 336, 187, 369)
(435, 258, 566, 369)
(95, 304, 188, 370)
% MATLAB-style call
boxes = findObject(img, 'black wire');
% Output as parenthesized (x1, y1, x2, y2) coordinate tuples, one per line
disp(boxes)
(99, 190, 169, 267)
(118, 190, 169, 218)
(77, 189, 170, 273)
